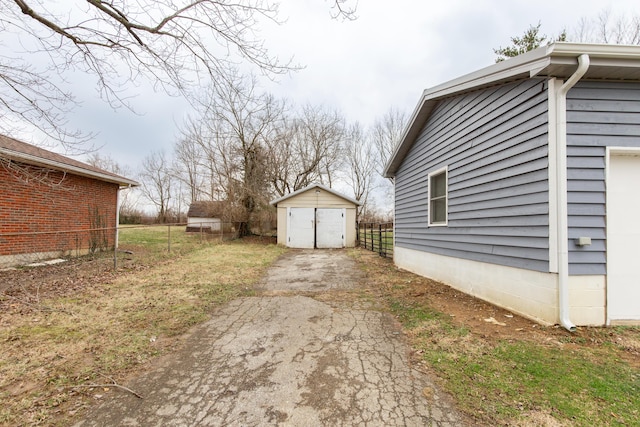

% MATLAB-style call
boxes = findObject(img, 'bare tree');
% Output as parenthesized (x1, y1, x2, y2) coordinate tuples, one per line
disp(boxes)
(173, 122, 206, 206)
(331, 0, 358, 20)
(85, 153, 131, 177)
(1, 0, 358, 149)
(0, 59, 89, 146)
(267, 104, 345, 196)
(85, 153, 140, 221)
(139, 150, 174, 223)
(298, 104, 345, 188)
(371, 107, 408, 183)
(572, 9, 640, 44)
(193, 71, 285, 235)
(343, 122, 376, 221)
(1, 1, 293, 147)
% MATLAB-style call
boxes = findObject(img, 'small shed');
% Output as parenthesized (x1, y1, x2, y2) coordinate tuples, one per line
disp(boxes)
(270, 184, 361, 249)
(186, 201, 224, 232)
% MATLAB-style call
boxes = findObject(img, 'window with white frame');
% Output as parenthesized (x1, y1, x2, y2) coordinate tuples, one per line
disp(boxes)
(428, 167, 447, 226)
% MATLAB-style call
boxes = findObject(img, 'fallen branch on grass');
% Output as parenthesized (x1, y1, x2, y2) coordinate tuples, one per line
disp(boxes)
(67, 375, 143, 399)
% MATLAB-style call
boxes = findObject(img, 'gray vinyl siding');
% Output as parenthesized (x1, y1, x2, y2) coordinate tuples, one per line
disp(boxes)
(395, 78, 550, 272)
(566, 81, 640, 275)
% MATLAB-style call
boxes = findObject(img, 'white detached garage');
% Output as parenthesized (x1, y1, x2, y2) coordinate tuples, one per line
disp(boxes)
(270, 184, 361, 249)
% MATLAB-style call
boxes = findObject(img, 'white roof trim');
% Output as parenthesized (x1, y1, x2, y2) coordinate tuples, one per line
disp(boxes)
(0, 147, 139, 187)
(270, 183, 362, 206)
(384, 42, 640, 178)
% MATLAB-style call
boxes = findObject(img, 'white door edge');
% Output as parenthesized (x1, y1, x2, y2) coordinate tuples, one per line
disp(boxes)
(605, 147, 640, 324)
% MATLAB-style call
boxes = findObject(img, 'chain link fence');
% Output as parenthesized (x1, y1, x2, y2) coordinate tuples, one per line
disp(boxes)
(0, 222, 243, 270)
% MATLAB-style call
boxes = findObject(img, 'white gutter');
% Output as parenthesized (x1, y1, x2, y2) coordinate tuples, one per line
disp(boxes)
(555, 54, 590, 332)
(0, 147, 138, 188)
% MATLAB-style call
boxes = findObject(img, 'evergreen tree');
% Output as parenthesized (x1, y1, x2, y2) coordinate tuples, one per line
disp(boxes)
(494, 23, 566, 62)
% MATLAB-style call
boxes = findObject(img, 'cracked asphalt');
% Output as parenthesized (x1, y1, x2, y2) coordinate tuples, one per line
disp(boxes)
(75, 250, 468, 426)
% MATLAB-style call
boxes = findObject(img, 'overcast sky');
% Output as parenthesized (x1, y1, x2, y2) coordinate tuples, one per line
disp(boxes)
(19, 0, 640, 173)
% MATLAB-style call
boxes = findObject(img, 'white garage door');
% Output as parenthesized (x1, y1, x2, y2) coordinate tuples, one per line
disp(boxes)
(287, 208, 315, 248)
(607, 153, 640, 324)
(316, 208, 345, 249)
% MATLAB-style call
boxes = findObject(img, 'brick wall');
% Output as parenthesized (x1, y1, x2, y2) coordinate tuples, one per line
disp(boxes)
(0, 164, 119, 260)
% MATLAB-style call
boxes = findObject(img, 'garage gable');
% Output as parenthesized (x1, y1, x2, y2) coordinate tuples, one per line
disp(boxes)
(270, 184, 361, 208)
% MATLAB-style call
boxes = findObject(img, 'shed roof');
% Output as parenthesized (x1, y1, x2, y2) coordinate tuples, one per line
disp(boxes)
(187, 201, 225, 218)
(270, 184, 362, 206)
(0, 134, 139, 187)
(384, 42, 640, 178)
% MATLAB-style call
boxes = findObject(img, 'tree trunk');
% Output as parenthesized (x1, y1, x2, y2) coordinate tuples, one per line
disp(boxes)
(237, 221, 250, 237)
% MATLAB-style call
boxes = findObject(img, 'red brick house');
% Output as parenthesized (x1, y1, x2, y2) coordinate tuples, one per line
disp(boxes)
(0, 135, 138, 267)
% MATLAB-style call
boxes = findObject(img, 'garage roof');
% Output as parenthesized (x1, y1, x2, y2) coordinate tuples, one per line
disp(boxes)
(270, 184, 362, 206)
(384, 42, 640, 178)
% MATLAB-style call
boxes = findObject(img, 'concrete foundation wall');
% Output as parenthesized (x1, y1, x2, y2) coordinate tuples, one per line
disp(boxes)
(395, 246, 606, 326)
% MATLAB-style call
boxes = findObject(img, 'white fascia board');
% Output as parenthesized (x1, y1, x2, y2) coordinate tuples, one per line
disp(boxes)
(384, 42, 640, 179)
(269, 183, 362, 206)
(0, 147, 139, 188)
(384, 47, 551, 178)
(383, 97, 436, 178)
(426, 58, 548, 101)
(549, 42, 640, 59)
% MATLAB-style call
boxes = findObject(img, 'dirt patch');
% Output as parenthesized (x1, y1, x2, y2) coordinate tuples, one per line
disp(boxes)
(242, 235, 277, 245)
(1, 256, 117, 312)
(351, 249, 640, 369)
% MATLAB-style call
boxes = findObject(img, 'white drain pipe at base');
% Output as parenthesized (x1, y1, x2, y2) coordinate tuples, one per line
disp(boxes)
(555, 54, 590, 332)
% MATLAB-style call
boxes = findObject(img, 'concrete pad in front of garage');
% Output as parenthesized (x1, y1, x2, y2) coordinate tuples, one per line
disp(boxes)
(258, 249, 363, 292)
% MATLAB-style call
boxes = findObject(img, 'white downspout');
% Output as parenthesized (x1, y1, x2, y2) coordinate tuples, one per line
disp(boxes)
(556, 54, 590, 332)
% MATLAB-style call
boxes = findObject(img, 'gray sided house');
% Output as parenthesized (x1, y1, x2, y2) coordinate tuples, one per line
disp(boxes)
(384, 43, 640, 328)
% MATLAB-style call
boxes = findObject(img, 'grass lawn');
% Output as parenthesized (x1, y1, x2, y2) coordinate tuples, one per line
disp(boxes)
(358, 225, 393, 256)
(1, 231, 638, 426)
(351, 249, 640, 427)
(0, 227, 285, 426)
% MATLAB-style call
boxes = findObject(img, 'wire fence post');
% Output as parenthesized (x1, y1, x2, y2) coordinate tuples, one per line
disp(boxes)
(113, 225, 118, 271)
(363, 223, 366, 249)
(364, 223, 369, 250)
(167, 224, 171, 253)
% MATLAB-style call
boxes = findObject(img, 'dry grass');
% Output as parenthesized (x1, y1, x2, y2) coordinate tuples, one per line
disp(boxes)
(3, 242, 638, 426)
(0, 240, 285, 426)
(349, 249, 640, 427)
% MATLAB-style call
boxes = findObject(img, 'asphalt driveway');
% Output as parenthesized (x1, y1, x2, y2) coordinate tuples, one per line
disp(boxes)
(75, 249, 467, 426)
